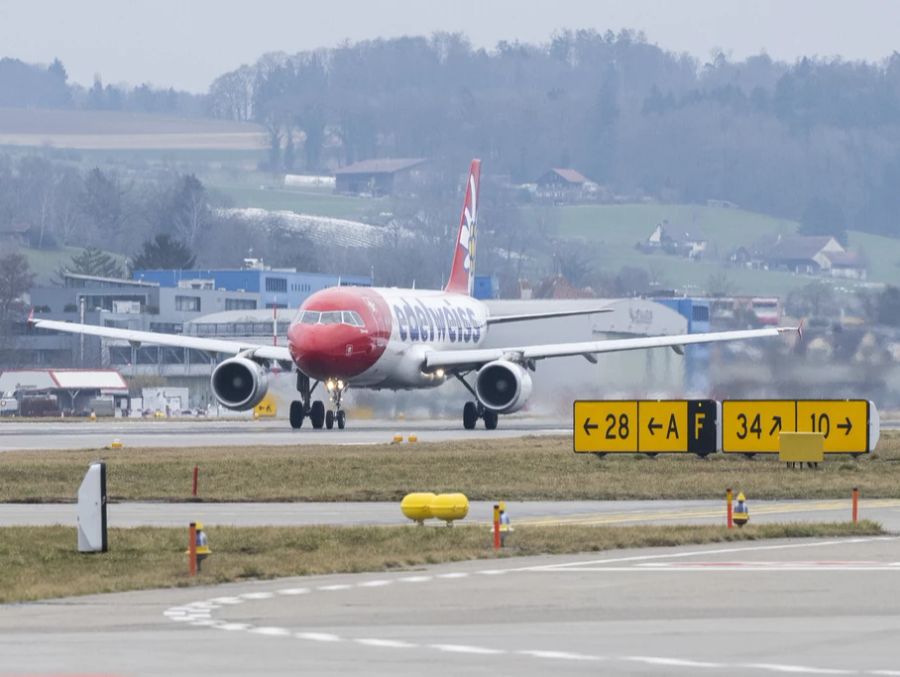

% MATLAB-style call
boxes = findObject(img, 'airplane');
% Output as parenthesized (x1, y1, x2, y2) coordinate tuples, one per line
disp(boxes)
(31, 159, 798, 431)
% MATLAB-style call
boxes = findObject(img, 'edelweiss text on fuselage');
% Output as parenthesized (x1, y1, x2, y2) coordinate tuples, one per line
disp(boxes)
(392, 298, 483, 343)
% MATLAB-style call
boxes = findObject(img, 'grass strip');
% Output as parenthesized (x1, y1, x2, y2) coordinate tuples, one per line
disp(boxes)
(1, 432, 899, 502)
(0, 521, 883, 603)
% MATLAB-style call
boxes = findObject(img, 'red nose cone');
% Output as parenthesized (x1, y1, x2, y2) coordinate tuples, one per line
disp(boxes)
(288, 323, 378, 380)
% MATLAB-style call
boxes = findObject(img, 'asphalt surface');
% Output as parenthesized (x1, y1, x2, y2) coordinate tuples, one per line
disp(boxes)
(4, 498, 900, 530)
(2, 537, 899, 676)
(0, 416, 567, 451)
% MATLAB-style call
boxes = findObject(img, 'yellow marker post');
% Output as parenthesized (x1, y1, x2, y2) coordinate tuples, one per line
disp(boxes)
(726, 488, 733, 529)
(733, 492, 749, 527)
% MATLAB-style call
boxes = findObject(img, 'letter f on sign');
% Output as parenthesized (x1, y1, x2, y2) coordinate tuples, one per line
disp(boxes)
(694, 412, 705, 440)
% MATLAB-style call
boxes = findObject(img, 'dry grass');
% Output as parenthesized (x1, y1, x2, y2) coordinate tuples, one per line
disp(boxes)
(2, 432, 900, 502)
(0, 521, 881, 603)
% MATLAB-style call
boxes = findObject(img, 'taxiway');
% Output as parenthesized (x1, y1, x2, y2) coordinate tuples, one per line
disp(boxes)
(1, 537, 898, 676)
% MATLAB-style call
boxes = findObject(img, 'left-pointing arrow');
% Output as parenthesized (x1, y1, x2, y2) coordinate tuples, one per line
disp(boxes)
(584, 418, 599, 436)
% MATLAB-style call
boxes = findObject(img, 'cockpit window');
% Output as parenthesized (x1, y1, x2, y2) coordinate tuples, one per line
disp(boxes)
(295, 309, 365, 327)
(299, 310, 320, 324)
(343, 311, 365, 327)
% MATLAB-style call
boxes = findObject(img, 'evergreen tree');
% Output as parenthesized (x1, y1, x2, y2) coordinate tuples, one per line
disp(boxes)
(63, 247, 124, 279)
(131, 234, 196, 270)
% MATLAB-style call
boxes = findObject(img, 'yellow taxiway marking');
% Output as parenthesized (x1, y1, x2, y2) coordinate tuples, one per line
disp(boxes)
(509, 499, 900, 527)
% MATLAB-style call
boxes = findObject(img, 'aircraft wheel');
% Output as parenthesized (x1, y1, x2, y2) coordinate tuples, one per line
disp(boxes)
(310, 400, 326, 429)
(325, 410, 335, 430)
(483, 410, 499, 430)
(289, 401, 304, 429)
(463, 401, 478, 430)
(337, 409, 346, 429)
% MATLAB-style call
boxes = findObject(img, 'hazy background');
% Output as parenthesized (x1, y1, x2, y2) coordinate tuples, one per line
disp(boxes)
(3, 0, 900, 92)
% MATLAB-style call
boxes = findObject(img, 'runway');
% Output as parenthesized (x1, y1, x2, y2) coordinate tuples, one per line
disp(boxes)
(0, 416, 568, 451)
(4, 497, 900, 530)
(2, 536, 899, 676)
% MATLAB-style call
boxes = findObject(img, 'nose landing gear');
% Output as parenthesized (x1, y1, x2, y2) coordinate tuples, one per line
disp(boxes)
(324, 378, 347, 430)
(289, 374, 348, 430)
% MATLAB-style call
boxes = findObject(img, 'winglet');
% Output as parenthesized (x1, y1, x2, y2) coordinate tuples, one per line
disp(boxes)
(27, 306, 35, 325)
(797, 319, 804, 341)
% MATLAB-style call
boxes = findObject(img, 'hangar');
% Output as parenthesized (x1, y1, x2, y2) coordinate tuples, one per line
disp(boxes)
(0, 369, 129, 416)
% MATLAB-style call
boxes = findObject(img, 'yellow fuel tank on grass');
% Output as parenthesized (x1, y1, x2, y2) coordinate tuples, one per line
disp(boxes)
(401, 492, 436, 523)
(429, 493, 469, 524)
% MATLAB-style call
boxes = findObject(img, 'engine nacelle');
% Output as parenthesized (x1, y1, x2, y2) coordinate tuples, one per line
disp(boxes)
(210, 357, 269, 410)
(475, 360, 533, 414)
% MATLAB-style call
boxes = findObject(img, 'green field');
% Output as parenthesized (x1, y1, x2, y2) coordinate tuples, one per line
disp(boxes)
(544, 203, 796, 251)
(207, 176, 386, 221)
(21, 246, 88, 284)
(2, 433, 898, 503)
(520, 203, 900, 295)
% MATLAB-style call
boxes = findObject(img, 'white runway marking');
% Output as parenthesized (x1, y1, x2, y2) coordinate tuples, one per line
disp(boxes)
(358, 579, 392, 587)
(277, 587, 310, 595)
(250, 626, 291, 636)
(295, 631, 341, 642)
(355, 638, 417, 649)
(241, 591, 275, 599)
(738, 663, 854, 674)
(430, 643, 506, 655)
(518, 650, 603, 661)
(625, 655, 727, 668)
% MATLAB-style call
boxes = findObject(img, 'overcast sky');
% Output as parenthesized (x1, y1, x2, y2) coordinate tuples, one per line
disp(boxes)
(1, 0, 898, 93)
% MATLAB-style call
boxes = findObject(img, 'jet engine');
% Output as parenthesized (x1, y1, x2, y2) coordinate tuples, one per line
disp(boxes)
(210, 356, 269, 410)
(475, 360, 533, 413)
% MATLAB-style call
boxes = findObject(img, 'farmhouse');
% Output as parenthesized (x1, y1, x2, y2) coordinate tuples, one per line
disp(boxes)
(334, 158, 426, 196)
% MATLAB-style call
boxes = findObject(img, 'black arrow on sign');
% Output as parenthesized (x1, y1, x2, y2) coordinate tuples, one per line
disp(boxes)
(769, 416, 782, 436)
(647, 417, 662, 435)
(583, 418, 599, 436)
(837, 417, 853, 435)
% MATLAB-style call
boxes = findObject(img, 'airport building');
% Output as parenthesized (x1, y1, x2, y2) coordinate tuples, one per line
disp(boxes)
(133, 267, 372, 309)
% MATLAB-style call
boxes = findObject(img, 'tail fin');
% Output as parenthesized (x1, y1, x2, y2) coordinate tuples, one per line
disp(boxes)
(444, 159, 481, 295)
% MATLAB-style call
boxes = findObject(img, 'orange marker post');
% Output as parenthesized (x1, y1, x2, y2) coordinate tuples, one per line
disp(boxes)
(852, 487, 859, 524)
(189, 522, 197, 577)
(192, 466, 199, 497)
(726, 488, 734, 529)
(492, 504, 501, 550)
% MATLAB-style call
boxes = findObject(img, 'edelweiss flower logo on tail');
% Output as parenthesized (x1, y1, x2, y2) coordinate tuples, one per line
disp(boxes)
(444, 159, 481, 296)
(460, 176, 477, 273)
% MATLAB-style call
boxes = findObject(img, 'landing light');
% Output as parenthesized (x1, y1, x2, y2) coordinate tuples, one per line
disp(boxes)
(337, 380, 344, 390)
(435, 369, 445, 379)
(326, 379, 335, 392)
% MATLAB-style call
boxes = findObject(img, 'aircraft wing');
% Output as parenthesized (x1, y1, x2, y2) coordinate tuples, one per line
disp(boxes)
(425, 326, 797, 371)
(30, 317, 293, 363)
(485, 307, 612, 325)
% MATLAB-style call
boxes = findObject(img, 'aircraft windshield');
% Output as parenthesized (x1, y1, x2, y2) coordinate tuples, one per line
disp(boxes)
(296, 309, 365, 327)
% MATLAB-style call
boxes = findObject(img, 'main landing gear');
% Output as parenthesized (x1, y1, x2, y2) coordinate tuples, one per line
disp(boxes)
(453, 373, 499, 430)
(463, 401, 498, 430)
(289, 373, 347, 430)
